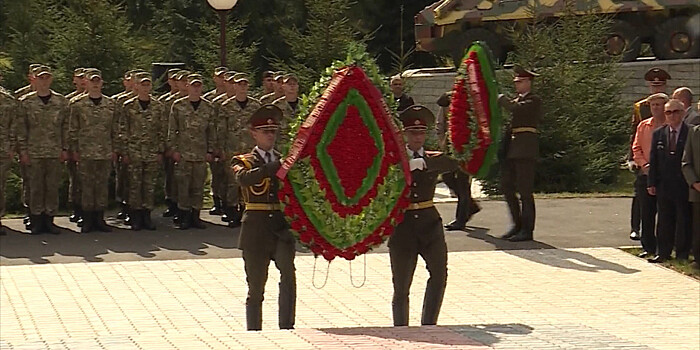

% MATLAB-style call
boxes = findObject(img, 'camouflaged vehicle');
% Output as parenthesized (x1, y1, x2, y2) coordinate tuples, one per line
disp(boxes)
(415, 0, 700, 63)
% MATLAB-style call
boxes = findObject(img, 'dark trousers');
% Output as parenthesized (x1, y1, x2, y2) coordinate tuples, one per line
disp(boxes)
(656, 194, 692, 259)
(388, 209, 447, 326)
(242, 238, 296, 330)
(442, 170, 472, 224)
(631, 195, 641, 233)
(635, 174, 657, 254)
(500, 158, 536, 233)
(692, 202, 700, 263)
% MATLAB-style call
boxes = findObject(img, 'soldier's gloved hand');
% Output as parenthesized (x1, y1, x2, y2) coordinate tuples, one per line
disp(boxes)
(19, 151, 30, 165)
(172, 152, 181, 163)
(59, 150, 69, 162)
(409, 158, 426, 171)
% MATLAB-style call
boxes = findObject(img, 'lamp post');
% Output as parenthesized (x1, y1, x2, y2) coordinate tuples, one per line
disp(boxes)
(207, 0, 239, 67)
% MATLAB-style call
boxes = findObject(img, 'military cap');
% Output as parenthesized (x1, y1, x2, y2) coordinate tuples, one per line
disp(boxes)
(262, 70, 275, 79)
(233, 72, 249, 83)
(167, 68, 181, 79)
(399, 105, 435, 131)
(436, 91, 452, 107)
(123, 70, 137, 79)
(644, 67, 671, 86)
(86, 70, 102, 80)
(249, 104, 282, 130)
(223, 71, 237, 82)
(513, 65, 539, 81)
(175, 70, 191, 80)
(273, 71, 285, 80)
(28, 64, 41, 73)
(282, 73, 298, 83)
(34, 65, 52, 77)
(134, 72, 152, 83)
(73, 68, 86, 77)
(213, 66, 228, 76)
(187, 73, 204, 85)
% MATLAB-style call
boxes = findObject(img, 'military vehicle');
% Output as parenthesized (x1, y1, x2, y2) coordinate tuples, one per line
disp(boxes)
(415, 0, 700, 64)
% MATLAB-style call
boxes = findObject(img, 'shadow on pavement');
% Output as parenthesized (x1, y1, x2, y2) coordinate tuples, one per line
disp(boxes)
(318, 323, 533, 347)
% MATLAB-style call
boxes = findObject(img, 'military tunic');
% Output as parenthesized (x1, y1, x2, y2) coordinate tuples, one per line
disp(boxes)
(122, 96, 165, 210)
(0, 90, 15, 218)
(259, 92, 281, 105)
(167, 97, 215, 211)
(388, 149, 458, 326)
(232, 149, 295, 331)
(14, 84, 33, 209)
(208, 92, 236, 203)
(162, 91, 186, 202)
(220, 96, 262, 207)
(16, 91, 69, 215)
(114, 91, 136, 205)
(69, 94, 118, 211)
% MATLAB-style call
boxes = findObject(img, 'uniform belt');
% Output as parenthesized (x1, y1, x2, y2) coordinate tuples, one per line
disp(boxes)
(245, 203, 282, 211)
(511, 127, 537, 134)
(406, 200, 434, 210)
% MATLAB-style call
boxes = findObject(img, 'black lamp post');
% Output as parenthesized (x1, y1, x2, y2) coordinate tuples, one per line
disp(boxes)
(207, 0, 239, 67)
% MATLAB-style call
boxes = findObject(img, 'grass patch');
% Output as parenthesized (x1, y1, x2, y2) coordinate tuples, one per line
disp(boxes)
(621, 247, 699, 280)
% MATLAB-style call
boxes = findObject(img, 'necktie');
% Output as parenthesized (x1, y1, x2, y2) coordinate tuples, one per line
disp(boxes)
(670, 130, 677, 153)
(265, 151, 272, 163)
(413, 151, 421, 159)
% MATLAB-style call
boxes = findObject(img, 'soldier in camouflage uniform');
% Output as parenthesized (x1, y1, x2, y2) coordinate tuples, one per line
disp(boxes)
(220, 72, 261, 227)
(65, 68, 87, 100)
(231, 104, 295, 331)
(167, 73, 215, 229)
(69, 70, 119, 233)
(256, 71, 275, 100)
(65, 68, 87, 224)
(161, 70, 191, 220)
(157, 68, 182, 103)
(272, 74, 300, 148)
(16, 66, 69, 235)
(204, 67, 229, 216)
(209, 71, 238, 222)
(260, 71, 285, 105)
(0, 78, 14, 235)
(15, 64, 41, 230)
(120, 72, 164, 231)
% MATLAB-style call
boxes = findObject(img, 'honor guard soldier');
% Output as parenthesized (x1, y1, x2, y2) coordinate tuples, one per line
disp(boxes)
(389, 105, 460, 326)
(0, 78, 15, 235)
(231, 104, 296, 331)
(497, 65, 542, 242)
(120, 72, 165, 230)
(628, 67, 670, 240)
(68, 70, 119, 233)
(167, 73, 215, 229)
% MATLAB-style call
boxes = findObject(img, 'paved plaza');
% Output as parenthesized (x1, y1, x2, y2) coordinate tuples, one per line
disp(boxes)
(1, 198, 699, 349)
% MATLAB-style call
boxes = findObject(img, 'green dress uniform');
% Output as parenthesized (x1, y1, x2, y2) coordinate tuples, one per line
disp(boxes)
(231, 105, 295, 331)
(389, 105, 459, 326)
(0, 88, 15, 234)
(497, 66, 542, 241)
(17, 83, 69, 234)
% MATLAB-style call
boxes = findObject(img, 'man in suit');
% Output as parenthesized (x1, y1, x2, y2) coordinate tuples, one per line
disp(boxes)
(671, 87, 699, 126)
(497, 65, 542, 242)
(628, 68, 671, 240)
(389, 105, 461, 326)
(231, 105, 295, 331)
(647, 99, 692, 263)
(682, 123, 700, 270)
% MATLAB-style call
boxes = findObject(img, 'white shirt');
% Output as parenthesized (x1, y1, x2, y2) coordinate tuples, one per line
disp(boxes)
(406, 146, 426, 171)
(254, 146, 278, 163)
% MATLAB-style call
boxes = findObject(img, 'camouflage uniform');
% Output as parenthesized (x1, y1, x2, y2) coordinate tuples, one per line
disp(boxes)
(167, 96, 215, 213)
(121, 96, 165, 211)
(0, 90, 15, 225)
(14, 84, 34, 214)
(219, 96, 261, 208)
(272, 97, 297, 147)
(208, 92, 233, 212)
(114, 90, 136, 208)
(162, 90, 186, 206)
(17, 91, 69, 217)
(69, 94, 118, 212)
(259, 92, 281, 105)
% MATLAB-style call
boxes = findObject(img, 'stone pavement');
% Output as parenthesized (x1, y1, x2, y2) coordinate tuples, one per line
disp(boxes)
(1, 248, 698, 349)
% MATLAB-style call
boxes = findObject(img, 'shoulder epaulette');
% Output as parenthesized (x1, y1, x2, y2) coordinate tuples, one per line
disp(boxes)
(233, 154, 256, 169)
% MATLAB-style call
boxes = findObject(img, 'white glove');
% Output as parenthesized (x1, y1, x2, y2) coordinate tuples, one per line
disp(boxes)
(409, 158, 427, 171)
(627, 160, 638, 172)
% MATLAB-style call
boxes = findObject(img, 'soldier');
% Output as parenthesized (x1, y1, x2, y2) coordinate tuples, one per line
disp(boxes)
(272, 74, 299, 147)
(14, 64, 40, 98)
(65, 68, 86, 224)
(390, 76, 415, 112)
(257, 70, 275, 99)
(628, 67, 670, 240)
(65, 68, 87, 100)
(167, 73, 215, 229)
(220, 72, 261, 227)
(497, 65, 542, 242)
(389, 105, 460, 326)
(260, 71, 285, 105)
(202, 66, 228, 101)
(15, 63, 41, 230)
(0, 77, 14, 235)
(16, 66, 69, 235)
(231, 104, 295, 331)
(162, 70, 191, 220)
(157, 68, 182, 102)
(208, 70, 237, 217)
(69, 70, 118, 233)
(436, 91, 481, 230)
(121, 73, 164, 230)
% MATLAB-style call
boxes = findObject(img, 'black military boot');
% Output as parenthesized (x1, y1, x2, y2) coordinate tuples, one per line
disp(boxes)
(177, 209, 191, 230)
(162, 199, 176, 217)
(191, 209, 206, 229)
(221, 205, 233, 222)
(228, 205, 242, 228)
(80, 211, 94, 233)
(209, 196, 224, 216)
(29, 214, 43, 235)
(507, 230, 533, 242)
(130, 209, 143, 231)
(142, 209, 156, 231)
(69, 205, 82, 223)
(94, 211, 112, 232)
(46, 215, 61, 235)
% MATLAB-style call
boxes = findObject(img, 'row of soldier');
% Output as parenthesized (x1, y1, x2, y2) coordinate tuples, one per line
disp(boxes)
(0, 64, 302, 235)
